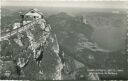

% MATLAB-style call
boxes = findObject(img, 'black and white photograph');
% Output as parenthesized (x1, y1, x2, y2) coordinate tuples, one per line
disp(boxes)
(0, 0, 128, 80)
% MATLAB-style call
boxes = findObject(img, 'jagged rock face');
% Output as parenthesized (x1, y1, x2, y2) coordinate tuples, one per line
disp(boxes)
(0, 19, 63, 80)
(0, 13, 101, 80)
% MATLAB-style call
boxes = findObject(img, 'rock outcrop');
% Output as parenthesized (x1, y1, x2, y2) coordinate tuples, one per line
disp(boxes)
(0, 12, 100, 80)
(0, 18, 64, 80)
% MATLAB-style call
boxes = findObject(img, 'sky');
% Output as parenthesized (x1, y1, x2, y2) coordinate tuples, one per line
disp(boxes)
(1, 0, 128, 9)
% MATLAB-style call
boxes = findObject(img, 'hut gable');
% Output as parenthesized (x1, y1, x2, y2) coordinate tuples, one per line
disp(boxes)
(24, 9, 43, 19)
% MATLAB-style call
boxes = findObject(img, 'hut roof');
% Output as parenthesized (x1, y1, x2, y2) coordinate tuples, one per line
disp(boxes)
(24, 8, 43, 16)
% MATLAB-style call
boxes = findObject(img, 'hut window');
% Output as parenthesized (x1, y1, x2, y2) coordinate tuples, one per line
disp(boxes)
(31, 11, 35, 13)
(41, 15, 43, 18)
(34, 16, 36, 18)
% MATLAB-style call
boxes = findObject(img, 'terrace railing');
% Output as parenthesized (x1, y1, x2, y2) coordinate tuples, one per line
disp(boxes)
(0, 19, 44, 41)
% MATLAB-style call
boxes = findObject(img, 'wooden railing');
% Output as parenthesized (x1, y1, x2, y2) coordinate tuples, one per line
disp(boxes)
(0, 19, 44, 41)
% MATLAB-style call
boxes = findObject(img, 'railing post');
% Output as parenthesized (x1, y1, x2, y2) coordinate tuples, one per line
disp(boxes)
(10, 31, 11, 37)
(23, 24, 24, 31)
(17, 27, 18, 34)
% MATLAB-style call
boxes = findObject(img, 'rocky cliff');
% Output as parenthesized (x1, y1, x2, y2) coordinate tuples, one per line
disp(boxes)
(0, 14, 100, 80)
(0, 18, 65, 80)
